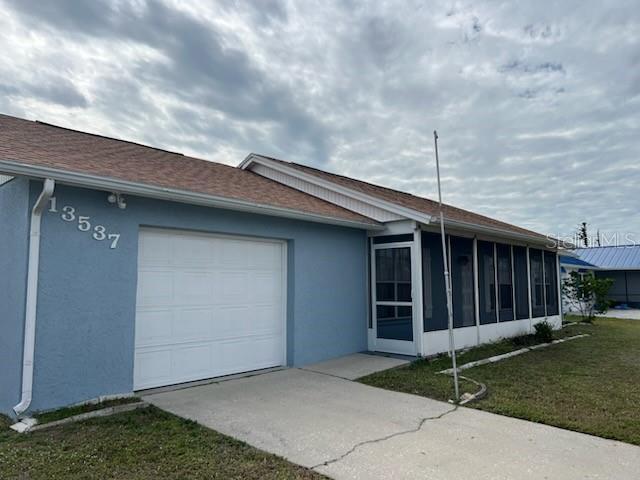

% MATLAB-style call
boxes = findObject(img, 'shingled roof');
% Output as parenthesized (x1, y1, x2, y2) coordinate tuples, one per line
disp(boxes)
(251, 155, 550, 242)
(0, 114, 380, 228)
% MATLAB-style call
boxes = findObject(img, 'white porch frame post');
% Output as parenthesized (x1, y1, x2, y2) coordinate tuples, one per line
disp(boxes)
(494, 242, 499, 323)
(413, 226, 424, 356)
(368, 237, 376, 351)
(511, 245, 516, 321)
(473, 237, 480, 345)
(556, 253, 563, 323)
(542, 250, 548, 318)
(526, 246, 533, 332)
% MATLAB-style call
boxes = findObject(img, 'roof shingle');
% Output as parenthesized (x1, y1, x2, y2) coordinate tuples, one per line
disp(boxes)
(0, 114, 379, 227)
(254, 155, 549, 241)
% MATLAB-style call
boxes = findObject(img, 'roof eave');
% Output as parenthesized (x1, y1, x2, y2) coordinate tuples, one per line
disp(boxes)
(242, 154, 562, 246)
(0, 159, 384, 231)
(435, 217, 560, 248)
(241, 153, 434, 224)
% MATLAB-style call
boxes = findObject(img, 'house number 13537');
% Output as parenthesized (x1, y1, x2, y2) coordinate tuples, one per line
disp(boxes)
(49, 197, 121, 249)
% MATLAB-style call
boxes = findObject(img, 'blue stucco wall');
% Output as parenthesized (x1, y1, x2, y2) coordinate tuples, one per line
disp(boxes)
(0, 178, 30, 415)
(17, 181, 368, 413)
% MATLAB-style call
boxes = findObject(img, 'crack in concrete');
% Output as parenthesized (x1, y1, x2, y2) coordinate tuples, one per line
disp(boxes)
(310, 406, 458, 471)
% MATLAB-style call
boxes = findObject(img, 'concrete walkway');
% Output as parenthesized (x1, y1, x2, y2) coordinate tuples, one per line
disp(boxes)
(597, 308, 640, 320)
(144, 356, 640, 480)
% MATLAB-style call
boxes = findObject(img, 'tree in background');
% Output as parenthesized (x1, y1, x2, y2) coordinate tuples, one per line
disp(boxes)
(577, 222, 589, 247)
(562, 272, 613, 322)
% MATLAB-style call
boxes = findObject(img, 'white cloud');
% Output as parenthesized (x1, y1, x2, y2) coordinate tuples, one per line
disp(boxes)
(0, 0, 638, 242)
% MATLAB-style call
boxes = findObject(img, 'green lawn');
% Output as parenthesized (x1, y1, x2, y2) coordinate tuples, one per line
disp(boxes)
(0, 406, 324, 480)
(360, 318, 640, 446)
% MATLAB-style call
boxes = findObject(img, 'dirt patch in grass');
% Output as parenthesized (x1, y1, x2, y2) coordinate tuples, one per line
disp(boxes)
(34, 396, 142, 424)
(0, 406, 325, 479)
(359, 320, 640, 446)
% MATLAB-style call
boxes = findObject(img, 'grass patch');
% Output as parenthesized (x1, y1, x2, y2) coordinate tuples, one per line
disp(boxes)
(359, 319, 640, 446)
(360, 324, 585, 401)
(35, 396, 141, 424)
(0, 406, 324, 479)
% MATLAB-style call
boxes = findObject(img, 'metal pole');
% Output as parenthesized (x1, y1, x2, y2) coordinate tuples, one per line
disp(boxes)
(433, 131, 460, 401)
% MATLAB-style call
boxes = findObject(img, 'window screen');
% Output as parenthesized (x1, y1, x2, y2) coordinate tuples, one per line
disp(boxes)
(529, 249, 545, 317)
(496, 244, 514, 321)
(478, 240, 497, 324)
(544, 251, 559, 315)
(422, 232, 448, 331)
(513, 246, 529, 319)
(450, 236, 476, 328)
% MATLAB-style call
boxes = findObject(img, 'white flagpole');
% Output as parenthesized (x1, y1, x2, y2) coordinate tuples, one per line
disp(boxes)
(433, 130, 460, 401)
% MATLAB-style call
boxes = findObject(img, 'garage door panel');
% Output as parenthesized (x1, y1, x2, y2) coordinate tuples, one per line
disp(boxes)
(134, 229, 285, 390)
(251, 271, 282, 303)
(139, 232, 172, 266)
(219, 271, 249, 304)
(253, 305, 282, 332)
(173, 235, 215, 266)
(172, 344, 210, 378)
(220, 240, 250, 268)
(176, 307, 213, 341)
(134, 349, 172, 388)
(175, 271, 215, 304)
(137, 270, 174, 306)
(249, 242, 282, 269)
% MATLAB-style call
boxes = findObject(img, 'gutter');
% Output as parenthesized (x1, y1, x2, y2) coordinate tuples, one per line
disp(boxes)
(14, 178, 55, 416)
(0, 160, 383, 231)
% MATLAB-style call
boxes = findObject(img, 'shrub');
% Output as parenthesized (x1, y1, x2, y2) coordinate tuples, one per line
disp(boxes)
(534, 321, 554, 343)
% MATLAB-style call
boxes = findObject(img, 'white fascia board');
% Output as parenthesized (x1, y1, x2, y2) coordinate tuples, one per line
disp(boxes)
(429, 217, 560, 249)
(241, 154, 433, 225)
(0, 160, 384, 231)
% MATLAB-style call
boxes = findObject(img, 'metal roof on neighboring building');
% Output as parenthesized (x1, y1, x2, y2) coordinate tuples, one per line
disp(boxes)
(568, 245, 640, 270)
(560, 256, 598, 269)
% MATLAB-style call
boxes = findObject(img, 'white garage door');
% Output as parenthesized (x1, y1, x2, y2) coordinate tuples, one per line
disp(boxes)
(134, 228, 286, 390)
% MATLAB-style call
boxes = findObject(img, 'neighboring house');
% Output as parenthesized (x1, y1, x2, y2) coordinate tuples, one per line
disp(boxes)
(561, 246, 640, 309)
(0, 114, 563, 417)
(559, 255, 598, 313)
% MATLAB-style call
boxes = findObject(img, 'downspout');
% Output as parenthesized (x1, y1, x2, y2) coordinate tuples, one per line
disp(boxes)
(14, 178, 55, 416)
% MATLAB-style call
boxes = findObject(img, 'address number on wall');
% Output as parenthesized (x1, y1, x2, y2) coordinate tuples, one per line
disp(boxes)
(49, 197, 121, 249)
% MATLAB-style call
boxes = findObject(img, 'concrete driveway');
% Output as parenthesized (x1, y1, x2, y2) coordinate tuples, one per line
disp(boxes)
(144, 357, 640, 480)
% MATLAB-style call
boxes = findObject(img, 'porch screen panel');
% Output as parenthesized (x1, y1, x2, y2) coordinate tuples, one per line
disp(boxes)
(497, 243, 514, 321)
(544, 251, 559, 315)
(513, 246, 529, 319)
(478, 240, 497, 324)
(529, 249, 545, 317)
(450, 236, 475, 328)
(422, 232, 448, 331)
(626, 272, 640, 307)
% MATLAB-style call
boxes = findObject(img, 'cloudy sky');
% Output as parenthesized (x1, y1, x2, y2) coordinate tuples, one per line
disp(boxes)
(1, 0, 638, 243)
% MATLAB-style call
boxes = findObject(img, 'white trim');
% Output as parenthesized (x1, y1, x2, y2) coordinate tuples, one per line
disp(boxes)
(434, 218, 555, 248)
(526, 246, 533, 332)
(557, 254, 564, 324)
(542, 250, 548, 318)
(0, 160, 383, 231)
(511, 245, 517, 321)
(242, 154, 433, 224)
(371, 241, 416, 356)
(242, 155, 556, 246)
(494, 242, 499, 323)
(413, 228, 424, 356)
(473, 237, 480, 345)
(14, 178, 55, 416)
